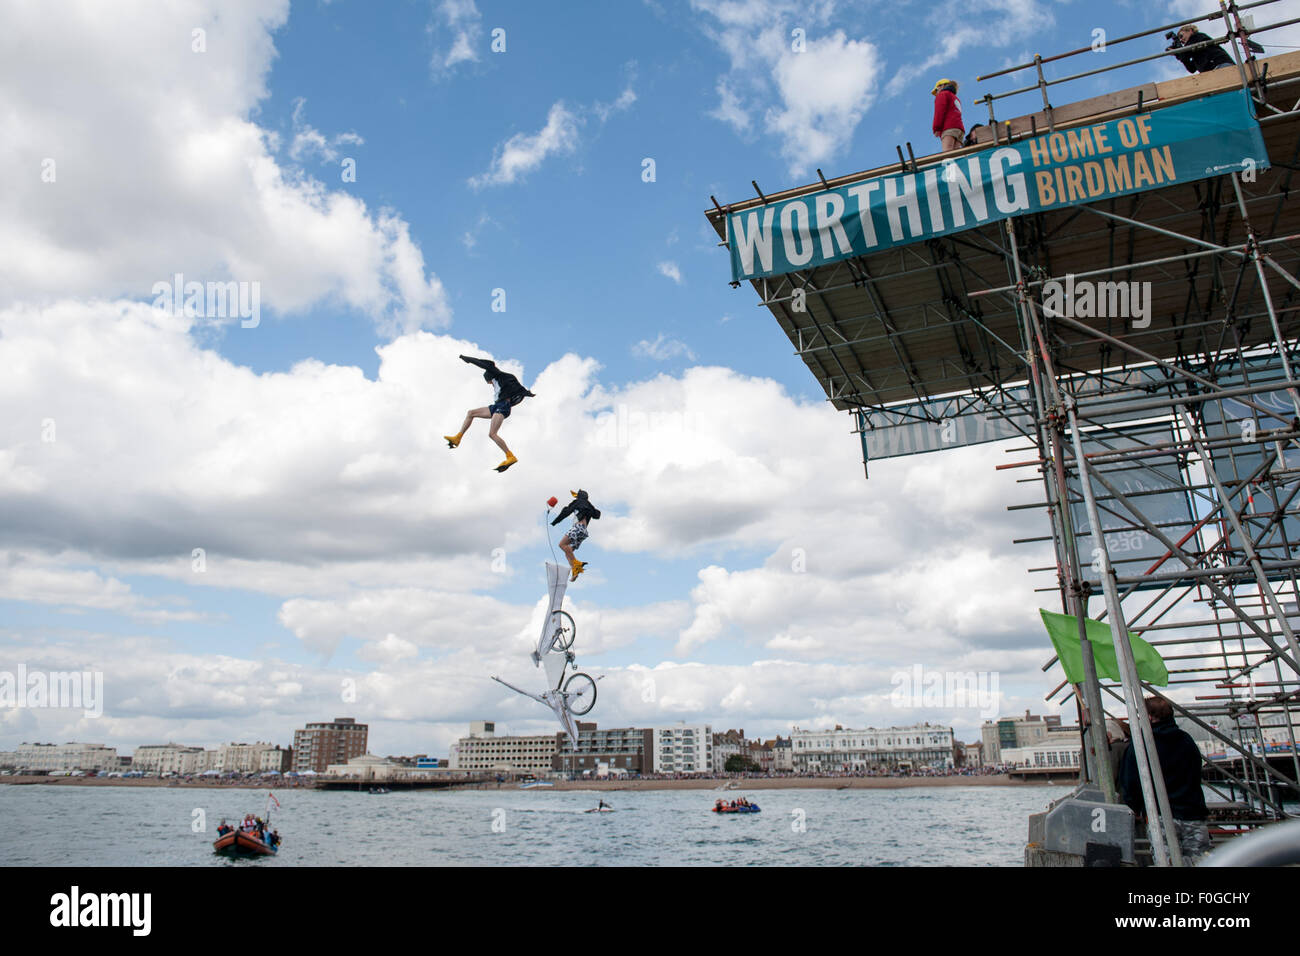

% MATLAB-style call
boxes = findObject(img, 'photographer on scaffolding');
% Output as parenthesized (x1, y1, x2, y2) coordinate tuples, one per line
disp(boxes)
(1165, 22, 1260, 75)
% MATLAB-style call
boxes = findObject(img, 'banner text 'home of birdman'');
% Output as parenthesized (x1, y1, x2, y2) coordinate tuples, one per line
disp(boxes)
(727, 89, 1268, 282)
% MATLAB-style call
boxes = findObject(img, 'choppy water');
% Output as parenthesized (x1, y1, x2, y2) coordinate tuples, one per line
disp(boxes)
(0, 783, 1073, 866)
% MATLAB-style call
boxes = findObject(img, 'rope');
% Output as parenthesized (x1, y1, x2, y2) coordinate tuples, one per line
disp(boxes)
(545, 506, 559, 565)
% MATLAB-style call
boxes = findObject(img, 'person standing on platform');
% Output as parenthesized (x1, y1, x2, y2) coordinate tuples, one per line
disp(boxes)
(1118, 696, 1210, 863)
(931, 78, 965, 152)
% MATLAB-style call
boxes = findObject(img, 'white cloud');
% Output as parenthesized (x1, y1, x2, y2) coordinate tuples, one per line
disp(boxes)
(469, 102, 581, 189)
(288, 98, 365, 164)
(710, 78, 751, 132)
(691, 1, 880, 176)
(881, 1, 1054, 99)
(594, 86, 638, 123)
(1, 295, 1059, 749)
(0, 551, 201, 623)
(430, 0, 484, 75)
(657, 261, 683, 284)
(468, 73, 637, 189)
(0, 2, 450, 335)
(632, 332, 695, 361)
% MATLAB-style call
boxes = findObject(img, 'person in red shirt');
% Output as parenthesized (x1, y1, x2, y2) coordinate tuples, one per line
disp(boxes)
(931, 78, 965, 152)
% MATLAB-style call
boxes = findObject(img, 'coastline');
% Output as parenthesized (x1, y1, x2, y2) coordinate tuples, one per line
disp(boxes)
(0, 773, 1058, 791)
(545, 775, 1053, 791)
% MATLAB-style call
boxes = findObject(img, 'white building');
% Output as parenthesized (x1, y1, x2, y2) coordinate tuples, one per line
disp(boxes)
(1001, 741, 1081, 770)
(216, 742, 284, 773)
(449, 722, 559, 773)
(790, 724, 955, 771)
(325, 753, 400, 780)
(132, 743, 206, 774)
(2, 742, 125, 772)
(650, 724, 712, 774)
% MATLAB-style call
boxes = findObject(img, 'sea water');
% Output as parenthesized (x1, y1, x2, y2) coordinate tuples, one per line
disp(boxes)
(0, 783, 1072, 866)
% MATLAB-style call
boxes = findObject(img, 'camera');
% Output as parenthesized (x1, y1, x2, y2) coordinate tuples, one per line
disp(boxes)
(1165, 31, 1183, 50)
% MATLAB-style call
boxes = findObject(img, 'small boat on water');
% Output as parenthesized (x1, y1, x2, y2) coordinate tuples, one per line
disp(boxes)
(214, 801, 282, 857)
(520, 780, 553, 789)
(368, 787, 390, 794)
(712, 800, 760, 814)
(213, 827, 279, 856)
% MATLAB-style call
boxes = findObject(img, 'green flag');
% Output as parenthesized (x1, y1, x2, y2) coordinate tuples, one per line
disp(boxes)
(1040, 609, 1169, 687)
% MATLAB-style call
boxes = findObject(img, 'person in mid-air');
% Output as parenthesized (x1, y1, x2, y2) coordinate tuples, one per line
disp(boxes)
(445, 354, 535, 472)
(551, 489, 600, 581)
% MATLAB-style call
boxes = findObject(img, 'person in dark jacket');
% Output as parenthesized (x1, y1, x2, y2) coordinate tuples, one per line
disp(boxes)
(1168, 23, 1235, 74)
(931, 79, 965, 152)
(1118, 696, 1210, 862)
(445, 354, 535, 472)
(551, 489, 600, 581)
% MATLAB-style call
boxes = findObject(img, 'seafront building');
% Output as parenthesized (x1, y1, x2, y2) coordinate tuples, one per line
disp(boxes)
(292, 717, 368, 773)
(450, 721, 558, 773)
(712, 729, 745, 770)
(1001, 740, 1082, 771)
(555, 724, 650, 774)
(650, 723, 712, 773)
(132, 743, 208, 774)
(0, 742, 126, 773)
(449, 721, 714, 775)
(980, 712, 1063, 765)
(215, 742, 291, 773)
(789, 724, 956, 771)
(772, 736, 793, 771)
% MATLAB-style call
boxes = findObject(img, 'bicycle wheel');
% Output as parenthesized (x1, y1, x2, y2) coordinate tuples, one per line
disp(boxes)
(564, 672, 597, 716)
(550, 610, 576, 651)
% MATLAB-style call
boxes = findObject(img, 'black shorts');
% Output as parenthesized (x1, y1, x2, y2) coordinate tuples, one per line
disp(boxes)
(488, 401, 512, 419)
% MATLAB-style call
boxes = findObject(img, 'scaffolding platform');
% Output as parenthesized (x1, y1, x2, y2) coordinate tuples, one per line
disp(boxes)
(709, 2, 1300, 866)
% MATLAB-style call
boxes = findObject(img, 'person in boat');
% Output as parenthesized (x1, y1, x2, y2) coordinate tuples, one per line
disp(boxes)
(217, 820, 232, 836)
(444, 354, 536, 472)
(715, 799, 724, 811)
(597, 799, 610, 811)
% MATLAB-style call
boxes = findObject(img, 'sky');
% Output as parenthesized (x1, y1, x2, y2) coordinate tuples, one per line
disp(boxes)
(3, 0, 1297, 760)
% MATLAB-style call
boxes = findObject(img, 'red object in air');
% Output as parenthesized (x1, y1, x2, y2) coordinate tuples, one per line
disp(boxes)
(547, 496, 558, 508)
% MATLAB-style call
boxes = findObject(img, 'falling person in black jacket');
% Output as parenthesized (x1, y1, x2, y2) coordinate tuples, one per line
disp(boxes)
(552, 489, 600, 581)
(445, 354, 535, 472)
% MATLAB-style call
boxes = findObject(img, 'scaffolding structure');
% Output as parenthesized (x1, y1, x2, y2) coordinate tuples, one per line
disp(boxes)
(707, 1, 1300, 865)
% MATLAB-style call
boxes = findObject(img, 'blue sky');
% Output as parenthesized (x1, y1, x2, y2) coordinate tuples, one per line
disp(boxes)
(3, 0, 1291, 758)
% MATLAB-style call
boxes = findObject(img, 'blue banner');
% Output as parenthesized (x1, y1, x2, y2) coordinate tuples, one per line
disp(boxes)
(727, 88, 1269, 282)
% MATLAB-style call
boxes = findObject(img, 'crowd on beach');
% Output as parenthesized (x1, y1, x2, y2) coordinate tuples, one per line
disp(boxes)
(628, 766, 1015, 782)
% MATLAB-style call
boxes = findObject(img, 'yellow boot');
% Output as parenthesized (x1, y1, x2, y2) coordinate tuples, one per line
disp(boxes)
(569, 559, 587, 582)
(494, 452, 518, 472)
(444, 433, 462, 449)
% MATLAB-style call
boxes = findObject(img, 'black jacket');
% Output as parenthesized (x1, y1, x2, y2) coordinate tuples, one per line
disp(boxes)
(552, 490, 600, 525)
(1172, 32, 1234, 74)
(1118, 719, 1208, 820)
(459, 354, 535, 406)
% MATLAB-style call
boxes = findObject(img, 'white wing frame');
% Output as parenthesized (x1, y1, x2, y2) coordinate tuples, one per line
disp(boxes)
(491, 563, 584, 747)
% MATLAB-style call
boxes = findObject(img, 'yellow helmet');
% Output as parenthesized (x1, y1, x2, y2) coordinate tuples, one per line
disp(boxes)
(931, 78, 958, 95)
